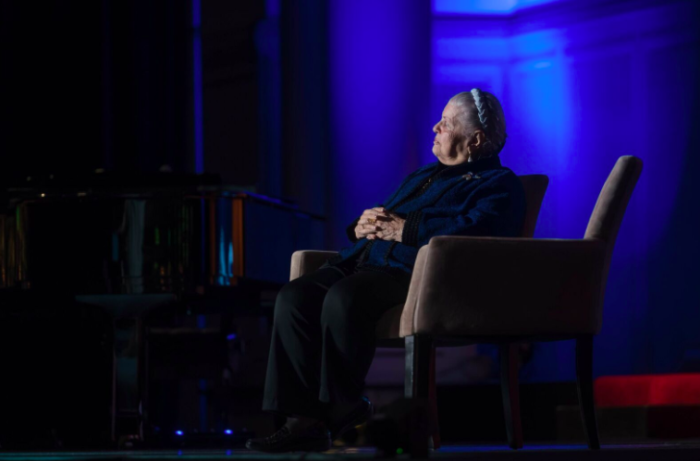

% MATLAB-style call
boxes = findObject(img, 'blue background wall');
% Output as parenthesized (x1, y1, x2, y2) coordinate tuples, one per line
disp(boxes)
(328, 0, 432, 245)
(318, 0, 700, 382)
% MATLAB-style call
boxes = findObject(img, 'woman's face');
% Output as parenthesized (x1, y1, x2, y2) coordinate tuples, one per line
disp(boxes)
(432, 102, 469, 165)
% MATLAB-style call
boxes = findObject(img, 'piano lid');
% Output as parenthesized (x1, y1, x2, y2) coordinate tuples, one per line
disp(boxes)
(1, 173, 325, 295)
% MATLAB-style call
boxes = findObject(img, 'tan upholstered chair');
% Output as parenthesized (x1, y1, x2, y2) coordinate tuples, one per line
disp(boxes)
(398, 156, 640, 451)
(289, 174, 549, 447)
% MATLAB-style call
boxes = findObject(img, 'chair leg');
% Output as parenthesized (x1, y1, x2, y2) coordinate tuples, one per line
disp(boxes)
(428, 346, 441, 449)
(405, 336, 430, 399)
(405, 335, 432, 457)
(499, 343, 523, 449)
(576, 335, 600, 450)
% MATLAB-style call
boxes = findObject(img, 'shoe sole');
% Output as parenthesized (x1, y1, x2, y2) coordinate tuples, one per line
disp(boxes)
(331, 401, 374, 441)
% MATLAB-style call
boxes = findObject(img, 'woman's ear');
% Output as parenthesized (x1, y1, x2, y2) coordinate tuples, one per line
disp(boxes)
(464, 130, 487, 161)
(469, 130, 486, 149)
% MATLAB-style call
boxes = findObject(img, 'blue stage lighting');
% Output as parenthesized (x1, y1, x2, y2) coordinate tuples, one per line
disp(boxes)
(224, 429, 233, 435)
(175, 430, 184, 436)
(433, 0, 563, 15)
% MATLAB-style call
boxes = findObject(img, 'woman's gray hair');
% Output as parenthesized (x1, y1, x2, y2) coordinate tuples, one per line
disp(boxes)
(449, 89, 507, 157)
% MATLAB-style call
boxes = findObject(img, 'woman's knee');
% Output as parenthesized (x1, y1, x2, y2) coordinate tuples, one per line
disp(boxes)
(320, 283, 360, 327)
(273, 279, 322, 323)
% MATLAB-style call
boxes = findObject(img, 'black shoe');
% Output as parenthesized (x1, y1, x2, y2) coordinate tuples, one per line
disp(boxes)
(246, 422, 331, 453)
(329, 397, 374, 441)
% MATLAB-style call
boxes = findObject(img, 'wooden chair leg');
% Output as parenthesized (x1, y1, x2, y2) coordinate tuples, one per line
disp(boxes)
(499, 343, 523, 449)
(405, 335, 432, 458)
(428, 345, 441, 449)
(576, 335, 600, 450)
(405, 336, 429, 399)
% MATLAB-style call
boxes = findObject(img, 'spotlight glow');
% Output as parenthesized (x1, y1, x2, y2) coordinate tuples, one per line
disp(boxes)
(433, 0, 563, 15)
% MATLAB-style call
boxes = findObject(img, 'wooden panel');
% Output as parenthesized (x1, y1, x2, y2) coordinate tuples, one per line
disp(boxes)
(232, 198, 245, 279)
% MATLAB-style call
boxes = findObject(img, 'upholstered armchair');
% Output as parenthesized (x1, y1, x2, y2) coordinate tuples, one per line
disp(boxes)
(290, 156, 642, 450)
(396, 156, 641, 452)
(288, 174, 550, 446)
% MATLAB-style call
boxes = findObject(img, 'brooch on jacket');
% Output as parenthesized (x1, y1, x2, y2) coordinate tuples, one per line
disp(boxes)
(462, 172, 481, 181)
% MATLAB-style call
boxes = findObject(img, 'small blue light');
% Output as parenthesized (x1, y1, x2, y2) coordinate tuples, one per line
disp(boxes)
(226, 333, 237, 341)
(175, 430, 184, 436)
(224, 429, 233, 435)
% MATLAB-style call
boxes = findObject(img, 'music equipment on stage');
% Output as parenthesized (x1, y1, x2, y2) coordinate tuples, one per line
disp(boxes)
(0, 172, 325, 447)
(0, 171, 324, 293)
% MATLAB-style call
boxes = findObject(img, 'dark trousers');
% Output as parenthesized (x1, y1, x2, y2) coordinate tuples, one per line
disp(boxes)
(262, 264, 411, 420)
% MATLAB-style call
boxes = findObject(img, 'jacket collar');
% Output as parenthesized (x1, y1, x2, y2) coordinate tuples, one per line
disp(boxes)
(434, 156, 502, 179)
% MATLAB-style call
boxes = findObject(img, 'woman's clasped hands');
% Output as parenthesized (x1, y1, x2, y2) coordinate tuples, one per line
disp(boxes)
(354, 207, 406, 243)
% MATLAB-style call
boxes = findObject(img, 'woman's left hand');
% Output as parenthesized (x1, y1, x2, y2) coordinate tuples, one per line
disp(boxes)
(367, 209, 406, 243)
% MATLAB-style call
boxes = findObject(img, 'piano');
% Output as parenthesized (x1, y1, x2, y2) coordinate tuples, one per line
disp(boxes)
(0, 171, 325, 293)
(0, 171, 325, 447)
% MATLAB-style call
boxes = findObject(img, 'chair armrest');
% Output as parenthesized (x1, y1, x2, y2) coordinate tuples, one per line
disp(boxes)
(400, 244, 431, 337)
(401, 236, 607, 338)
(290, 250, 339, 281)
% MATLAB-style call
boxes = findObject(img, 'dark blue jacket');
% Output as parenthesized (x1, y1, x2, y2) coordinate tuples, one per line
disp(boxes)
(332, 156, 526, 274)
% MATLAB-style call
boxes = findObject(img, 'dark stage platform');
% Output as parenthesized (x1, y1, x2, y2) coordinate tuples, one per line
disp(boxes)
(2, 443, 700, 461)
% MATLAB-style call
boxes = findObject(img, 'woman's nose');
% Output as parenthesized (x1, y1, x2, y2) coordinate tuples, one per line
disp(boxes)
(433, 122, 440, 133)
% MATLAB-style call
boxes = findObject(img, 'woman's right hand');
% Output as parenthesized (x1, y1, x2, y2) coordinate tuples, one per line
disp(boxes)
(354, 207, 389, 240)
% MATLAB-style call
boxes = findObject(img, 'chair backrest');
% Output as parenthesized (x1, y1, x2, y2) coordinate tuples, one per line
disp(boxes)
(518, 174, 549, 238)
(584, 156, 643, 263)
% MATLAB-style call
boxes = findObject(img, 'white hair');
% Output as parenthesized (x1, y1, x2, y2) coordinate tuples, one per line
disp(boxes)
(449, 89, 507, 157)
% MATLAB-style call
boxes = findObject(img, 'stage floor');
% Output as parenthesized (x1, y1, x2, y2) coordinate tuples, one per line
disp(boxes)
(2, 443, 700, 461)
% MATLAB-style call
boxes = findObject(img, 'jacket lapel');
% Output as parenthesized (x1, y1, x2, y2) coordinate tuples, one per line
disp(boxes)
(385, 157, 503, 210)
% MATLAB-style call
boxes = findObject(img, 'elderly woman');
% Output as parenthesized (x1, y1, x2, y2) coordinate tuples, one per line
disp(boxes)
(247, 89, 525, 452)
